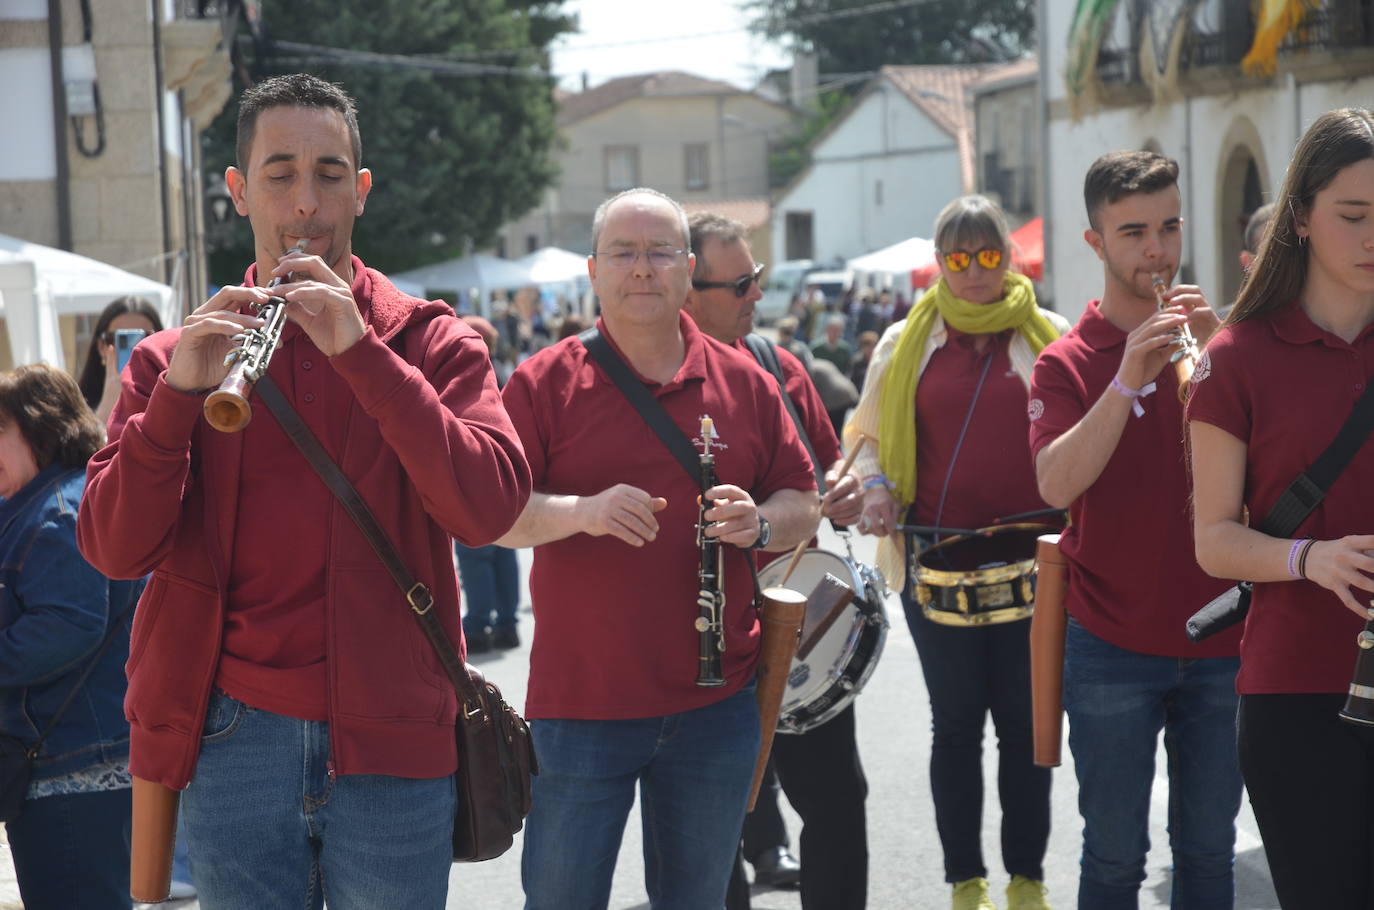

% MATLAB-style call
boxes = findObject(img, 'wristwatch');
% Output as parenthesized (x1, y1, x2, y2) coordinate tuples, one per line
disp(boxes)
(750, 515, 772, 550)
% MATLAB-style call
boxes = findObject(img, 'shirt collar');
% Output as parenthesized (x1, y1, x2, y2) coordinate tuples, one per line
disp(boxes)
(591, 311, 707, 390)
(1265, 298, 1369, 349)
(1076, 300, 1126, 352)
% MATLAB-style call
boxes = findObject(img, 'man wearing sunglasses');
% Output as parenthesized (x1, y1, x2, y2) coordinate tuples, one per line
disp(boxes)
(498, 189, 821, 910)
(685, 211, 869, 910)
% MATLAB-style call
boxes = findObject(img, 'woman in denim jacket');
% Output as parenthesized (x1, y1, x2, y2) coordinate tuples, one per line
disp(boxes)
(0, 364, 141, 909)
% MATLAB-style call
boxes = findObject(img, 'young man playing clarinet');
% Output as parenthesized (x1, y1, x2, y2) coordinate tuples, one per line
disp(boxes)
(1027, 150, 1243, 909)
(77, 74, 530, 909)
(497, 188, 819, 909)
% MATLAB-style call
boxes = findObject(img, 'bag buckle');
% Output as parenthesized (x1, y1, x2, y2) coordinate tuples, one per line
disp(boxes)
(408, 583, 434, 615)
(463, 701, 484, 720)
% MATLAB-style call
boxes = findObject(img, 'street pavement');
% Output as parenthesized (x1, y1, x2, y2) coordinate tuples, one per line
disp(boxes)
(0, 524, 1280, 909)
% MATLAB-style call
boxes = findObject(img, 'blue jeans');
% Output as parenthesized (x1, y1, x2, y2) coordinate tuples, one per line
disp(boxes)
(7, 786, 131, 909)
(1063, 618, 1242, 910)
(522, 684, 760, 910)
(456, 543, 520, 636)
(181, 690, 455, 910)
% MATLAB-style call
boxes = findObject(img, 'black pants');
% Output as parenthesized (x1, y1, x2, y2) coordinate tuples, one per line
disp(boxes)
(1238, 693, 1374, 908)
(727, 704, 869, 910)
(901, 592, 1051, 883)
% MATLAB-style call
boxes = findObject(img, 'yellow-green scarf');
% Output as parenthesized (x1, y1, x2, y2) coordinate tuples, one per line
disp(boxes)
(878, 271, 1059, 506)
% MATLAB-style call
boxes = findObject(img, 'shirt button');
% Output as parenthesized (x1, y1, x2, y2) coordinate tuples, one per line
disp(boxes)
(304, 393, 316, 404)
(302, 360, 313, 370)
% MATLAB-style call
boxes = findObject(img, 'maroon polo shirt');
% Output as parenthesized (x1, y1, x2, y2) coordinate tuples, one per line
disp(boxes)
(216, 270, 373, 721)
(735, 340, 840, 572)
(503, 314, 816, 720)
(913, 328, 1048, 534)
(1029, 301, 1238, 658)
(1187, 302, 1373, 693)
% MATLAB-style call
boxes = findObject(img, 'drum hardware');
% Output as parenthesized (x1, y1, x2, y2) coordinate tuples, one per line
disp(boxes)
(764, 528, 890, 734)
(908, 523, 1062, 627)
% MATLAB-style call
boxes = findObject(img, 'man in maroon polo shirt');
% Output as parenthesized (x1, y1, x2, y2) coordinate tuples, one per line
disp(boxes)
(76, 75, 530, 908)
(498, 188, 820, 909)
(1027, 150, 1242, 908)
(684, 211, 869, 909)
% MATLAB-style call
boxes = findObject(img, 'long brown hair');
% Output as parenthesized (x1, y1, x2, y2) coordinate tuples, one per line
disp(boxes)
(1228, 108, 1374, 326)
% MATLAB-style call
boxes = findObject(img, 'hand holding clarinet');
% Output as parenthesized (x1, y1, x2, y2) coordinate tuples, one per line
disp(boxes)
(166, 241, 367, 431)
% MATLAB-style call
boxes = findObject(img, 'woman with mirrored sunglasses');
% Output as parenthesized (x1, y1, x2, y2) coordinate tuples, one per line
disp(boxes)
(844, 195, 1069, 910)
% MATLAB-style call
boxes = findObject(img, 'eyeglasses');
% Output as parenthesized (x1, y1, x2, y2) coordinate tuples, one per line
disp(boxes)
(594, 248, 687, 270)
(940, 248, 1004, 272)
(692, 263, 766, 298)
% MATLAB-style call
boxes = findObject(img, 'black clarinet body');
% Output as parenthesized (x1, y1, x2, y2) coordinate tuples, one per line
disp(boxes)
(1339, 621, 1374, 726)
(695, 416, 726, 687)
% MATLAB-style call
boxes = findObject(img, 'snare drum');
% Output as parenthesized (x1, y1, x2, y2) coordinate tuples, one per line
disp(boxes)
(758, 549, 889, 734)
(911, 523, 1057, 627)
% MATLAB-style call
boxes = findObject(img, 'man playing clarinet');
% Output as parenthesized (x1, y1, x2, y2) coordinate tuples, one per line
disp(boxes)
(497, 187, 819, 909)
(1027, 150, 1242, 909)
(77, 74, 530, 909)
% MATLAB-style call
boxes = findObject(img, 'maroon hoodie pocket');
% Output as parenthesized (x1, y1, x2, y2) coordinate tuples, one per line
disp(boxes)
(329, 566, 450, 721)
(125, 571, 221, 735)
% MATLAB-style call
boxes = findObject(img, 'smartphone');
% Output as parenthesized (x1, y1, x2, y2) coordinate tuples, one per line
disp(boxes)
(114, 328, 147, 373)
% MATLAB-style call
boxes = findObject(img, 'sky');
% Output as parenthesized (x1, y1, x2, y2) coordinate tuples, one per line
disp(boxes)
(548, 0, 795, 92)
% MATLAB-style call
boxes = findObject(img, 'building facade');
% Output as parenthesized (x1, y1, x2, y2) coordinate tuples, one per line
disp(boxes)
(496, 71, 795, 259)
(1039, 0, 1374, 319)
(0, 0, 231, 371)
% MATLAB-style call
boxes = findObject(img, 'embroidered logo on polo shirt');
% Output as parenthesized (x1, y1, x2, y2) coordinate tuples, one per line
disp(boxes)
(692, 418, 729, 451)
(1027, 398, 1045, 421)
(1193, 350, 1212, 383)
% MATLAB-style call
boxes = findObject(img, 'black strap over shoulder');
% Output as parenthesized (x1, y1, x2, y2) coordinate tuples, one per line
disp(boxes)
(1259, 377, 1374, 536)
(743, 333, 826, 495)
(578, 327, 704, 490)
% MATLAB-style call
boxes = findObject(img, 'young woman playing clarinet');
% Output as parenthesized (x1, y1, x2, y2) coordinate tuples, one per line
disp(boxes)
(1190, 107, 1374, 909)
(846, 195, 1067, 910)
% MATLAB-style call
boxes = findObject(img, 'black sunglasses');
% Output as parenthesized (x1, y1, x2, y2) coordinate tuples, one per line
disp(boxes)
(692, 262, 766, 298)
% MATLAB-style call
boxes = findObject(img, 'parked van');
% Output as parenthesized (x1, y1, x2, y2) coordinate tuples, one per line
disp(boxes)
(756, 259, 813, 324)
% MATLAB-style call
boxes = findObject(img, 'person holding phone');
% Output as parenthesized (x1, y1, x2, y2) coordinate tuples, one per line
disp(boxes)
(77, 297, 164, 428)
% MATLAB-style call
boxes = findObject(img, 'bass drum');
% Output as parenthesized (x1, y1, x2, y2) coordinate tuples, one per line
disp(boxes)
(758, 549, 889, 734)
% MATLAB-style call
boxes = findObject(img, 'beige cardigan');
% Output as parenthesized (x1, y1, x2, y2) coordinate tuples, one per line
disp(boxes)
(843, 309, 1072, 588)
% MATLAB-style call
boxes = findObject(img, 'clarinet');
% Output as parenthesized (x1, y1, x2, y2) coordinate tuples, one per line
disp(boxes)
(695, 415, 726, 687)
(1151, 273, 1201, 402)
(203, 240, 307, 432)
(1339, 621, 1374, 726)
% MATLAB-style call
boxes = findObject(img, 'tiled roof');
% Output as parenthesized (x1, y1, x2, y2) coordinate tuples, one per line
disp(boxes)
(881, 60, 1034, 192)
(682, 198, 771, 231)
(557, 71, 747, 126)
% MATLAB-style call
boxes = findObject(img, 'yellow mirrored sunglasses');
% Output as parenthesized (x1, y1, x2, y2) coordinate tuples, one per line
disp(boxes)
(940, 248, 1004, 272)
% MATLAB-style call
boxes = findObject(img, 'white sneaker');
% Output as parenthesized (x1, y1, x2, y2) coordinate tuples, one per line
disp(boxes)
(167, 879, 197, 900)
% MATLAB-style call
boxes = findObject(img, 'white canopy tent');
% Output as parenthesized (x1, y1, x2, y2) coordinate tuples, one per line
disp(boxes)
(516, 246, 587, 285)
(0, 233, 174, 372)
(846, 236, 934, 290)
(392, 253, 533, 319)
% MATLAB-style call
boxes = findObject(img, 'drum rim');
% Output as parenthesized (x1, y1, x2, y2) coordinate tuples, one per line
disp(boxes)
(921, 603, 1033, 627)
(915, 522, 1058, 588)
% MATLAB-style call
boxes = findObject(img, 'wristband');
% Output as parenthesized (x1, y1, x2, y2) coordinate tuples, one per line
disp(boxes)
(1109, 376, 1157, 418)
(1287, 538, 1305, 579)
(1297, 538, 1317, 580)
(862, 473, 891, 491)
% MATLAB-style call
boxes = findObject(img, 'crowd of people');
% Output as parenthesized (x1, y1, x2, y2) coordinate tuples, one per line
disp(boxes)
(4, 71, 1372, 910)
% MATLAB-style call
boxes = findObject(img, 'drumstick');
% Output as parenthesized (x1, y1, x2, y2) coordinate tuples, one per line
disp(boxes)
(781, 437, 867, 586)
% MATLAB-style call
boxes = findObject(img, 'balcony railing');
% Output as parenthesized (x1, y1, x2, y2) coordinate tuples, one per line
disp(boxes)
(1281, 0, 1374, 51)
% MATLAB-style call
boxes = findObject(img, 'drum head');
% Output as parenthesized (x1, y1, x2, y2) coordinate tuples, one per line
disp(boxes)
(917, 523, 1054, 577)
(758, 549, 860, 598)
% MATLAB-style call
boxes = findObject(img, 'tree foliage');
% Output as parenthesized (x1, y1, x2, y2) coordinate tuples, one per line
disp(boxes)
(768, 89, 850, 188)
(749, 0, 1035, 74)
(203, 0, 572, 283)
